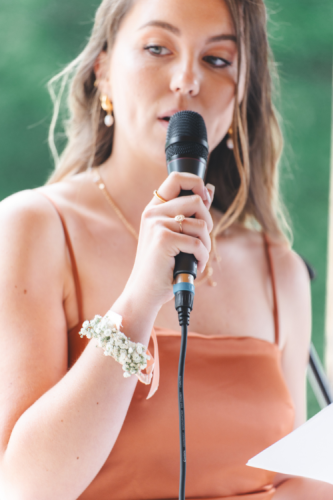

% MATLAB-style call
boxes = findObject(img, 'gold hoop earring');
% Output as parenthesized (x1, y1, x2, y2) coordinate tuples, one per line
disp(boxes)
(226, 126, 234, 149)
(100, 94, 114, 127)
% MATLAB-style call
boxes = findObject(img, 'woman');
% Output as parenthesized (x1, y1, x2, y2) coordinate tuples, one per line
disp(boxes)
(0, 0, 331, 498)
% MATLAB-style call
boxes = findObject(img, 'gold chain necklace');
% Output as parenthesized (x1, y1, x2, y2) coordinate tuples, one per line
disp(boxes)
(92, 167, 216, 287)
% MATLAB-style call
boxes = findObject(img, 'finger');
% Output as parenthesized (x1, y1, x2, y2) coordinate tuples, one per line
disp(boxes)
(152, 194, 213, 233)
(164, 216, 211, 253)
(204, 183, 215, 209)
(151, 172, 209, 206)
(168, 231, 210, 273)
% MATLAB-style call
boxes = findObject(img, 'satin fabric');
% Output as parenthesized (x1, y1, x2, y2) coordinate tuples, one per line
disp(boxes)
(40, 194, 295, 499)
(77, 330, 294, 500)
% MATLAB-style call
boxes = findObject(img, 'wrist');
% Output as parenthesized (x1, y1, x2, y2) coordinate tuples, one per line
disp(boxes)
(110, 291, 159, 345)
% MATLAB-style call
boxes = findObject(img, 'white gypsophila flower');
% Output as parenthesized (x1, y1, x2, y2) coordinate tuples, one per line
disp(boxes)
(92, 316, 102, 327)
(78, 314, 149, 378)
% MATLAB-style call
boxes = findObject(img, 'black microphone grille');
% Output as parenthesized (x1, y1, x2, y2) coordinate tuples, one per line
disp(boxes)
(165, 111, 208, 162)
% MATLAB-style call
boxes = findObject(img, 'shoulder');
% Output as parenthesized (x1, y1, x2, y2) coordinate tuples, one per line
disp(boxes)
(0, 172, 90, 235)
(268, 238, 311, 320)
(0, 188, 65, 247)
(0, 189, 70, 283)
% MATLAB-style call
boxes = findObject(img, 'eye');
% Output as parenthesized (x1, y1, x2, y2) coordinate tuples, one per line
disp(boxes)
(203, 55, 231, 68)
(144, 45, 171, 56)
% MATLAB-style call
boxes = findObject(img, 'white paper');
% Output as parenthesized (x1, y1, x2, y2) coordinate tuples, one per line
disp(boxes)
(247, 403, 333, 485)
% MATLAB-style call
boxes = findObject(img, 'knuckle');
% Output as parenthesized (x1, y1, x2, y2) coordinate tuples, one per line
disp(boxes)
(142, 206, 154, 220)
(192, 194, 202, 205)
(196, 218, 207, 230)
(155, 227, 169, 245)
(169, 171, 181, 182)
(193, 237, 202, 249)
(149, 217, 161, 231)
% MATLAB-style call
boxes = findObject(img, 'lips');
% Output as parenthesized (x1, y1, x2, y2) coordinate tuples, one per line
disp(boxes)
(158, 109, 182, 122)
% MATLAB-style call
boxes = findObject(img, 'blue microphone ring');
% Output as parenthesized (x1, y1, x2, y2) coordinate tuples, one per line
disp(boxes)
(173, 282, 195, 295)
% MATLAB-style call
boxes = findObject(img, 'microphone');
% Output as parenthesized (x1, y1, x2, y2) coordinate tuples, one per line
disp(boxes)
(165, 111, 209, 315)
(165, 111, 208, 500)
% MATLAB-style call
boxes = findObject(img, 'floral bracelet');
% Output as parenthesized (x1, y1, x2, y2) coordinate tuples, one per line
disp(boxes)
(79, 310, 150, 378)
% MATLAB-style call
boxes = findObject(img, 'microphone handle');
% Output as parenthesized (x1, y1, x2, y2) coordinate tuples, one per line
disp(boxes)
(168, 157, 207, 281)
(174, 189, 197, 281)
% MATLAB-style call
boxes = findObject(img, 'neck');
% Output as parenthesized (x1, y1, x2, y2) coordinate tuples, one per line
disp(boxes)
(100, 137, 168, 233)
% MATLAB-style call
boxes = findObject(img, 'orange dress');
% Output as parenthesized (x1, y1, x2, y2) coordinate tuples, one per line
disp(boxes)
(45, 195, 295, 500)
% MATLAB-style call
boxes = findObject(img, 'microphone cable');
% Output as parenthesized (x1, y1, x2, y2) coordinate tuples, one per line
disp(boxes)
(165, 111, 208, 500)
(174, 283, 194, 500)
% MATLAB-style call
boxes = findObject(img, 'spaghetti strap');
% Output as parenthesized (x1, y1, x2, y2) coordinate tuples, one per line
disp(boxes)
(37, 192, 84, 326)
(262, 233, 279, 346)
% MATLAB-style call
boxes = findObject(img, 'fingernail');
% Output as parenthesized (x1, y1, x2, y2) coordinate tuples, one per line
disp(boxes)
(206, 183, 215, 204)
(204, 187, 210, 203)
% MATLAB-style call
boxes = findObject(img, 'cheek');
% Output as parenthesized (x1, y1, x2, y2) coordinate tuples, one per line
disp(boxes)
(108, 49, 168, 164)
(109, 50, 165, 122)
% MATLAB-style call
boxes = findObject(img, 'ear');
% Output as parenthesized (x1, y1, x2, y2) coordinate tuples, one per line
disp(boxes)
(94, 51, 112, 96)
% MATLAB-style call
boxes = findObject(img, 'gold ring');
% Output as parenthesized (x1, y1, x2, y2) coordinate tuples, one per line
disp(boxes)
(175, 214, 185, 233)
(153, 190, 167, 203)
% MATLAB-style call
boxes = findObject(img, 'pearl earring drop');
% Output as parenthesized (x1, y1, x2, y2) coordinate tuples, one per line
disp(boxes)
(100, 95, 114, 127)
(226, 127, 234, 149)
(104, 113, 114, 127)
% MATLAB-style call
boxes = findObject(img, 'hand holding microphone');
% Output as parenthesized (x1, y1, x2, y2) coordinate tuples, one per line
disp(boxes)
(123, 111, 213, 317)
(124, 171, 214, 313)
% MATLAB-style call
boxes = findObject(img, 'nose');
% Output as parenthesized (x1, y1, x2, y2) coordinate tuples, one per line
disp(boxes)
(170, 58, 200, 97)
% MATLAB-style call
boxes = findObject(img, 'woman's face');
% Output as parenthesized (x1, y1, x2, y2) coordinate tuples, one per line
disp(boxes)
(104, 0, 244, 167)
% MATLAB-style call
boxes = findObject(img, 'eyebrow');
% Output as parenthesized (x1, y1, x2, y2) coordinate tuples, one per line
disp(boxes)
(139, 20, 237, 44)
(139, 20, 180, 35)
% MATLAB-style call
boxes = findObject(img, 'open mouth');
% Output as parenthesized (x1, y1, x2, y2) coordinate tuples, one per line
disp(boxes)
(160, 116, 171, 122)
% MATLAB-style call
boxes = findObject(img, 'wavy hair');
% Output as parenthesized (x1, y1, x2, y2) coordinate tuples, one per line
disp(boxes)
(47, 0, 291, 244)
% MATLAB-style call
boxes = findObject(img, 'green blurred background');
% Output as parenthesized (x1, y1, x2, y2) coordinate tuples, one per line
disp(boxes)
(1, 0, 332, 417)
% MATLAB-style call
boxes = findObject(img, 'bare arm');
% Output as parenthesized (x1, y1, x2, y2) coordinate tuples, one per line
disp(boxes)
(0, 175, 213, 500)
(0, 192, 156, 500)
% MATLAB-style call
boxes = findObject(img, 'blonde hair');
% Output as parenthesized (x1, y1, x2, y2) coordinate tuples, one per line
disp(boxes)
(47, 0, 291, 244)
